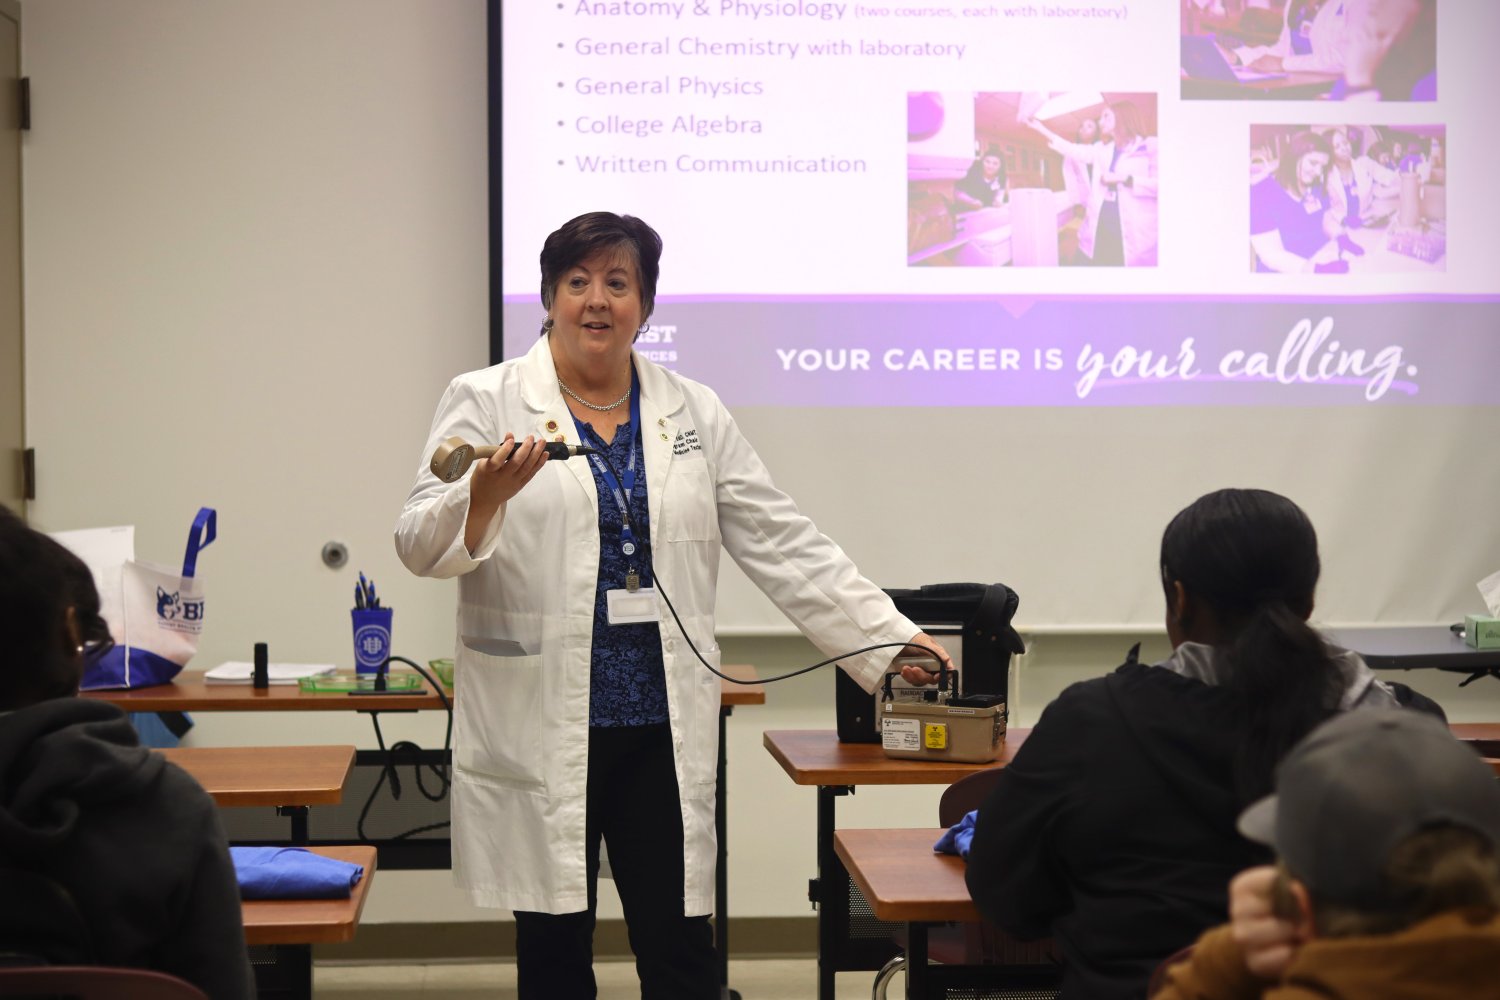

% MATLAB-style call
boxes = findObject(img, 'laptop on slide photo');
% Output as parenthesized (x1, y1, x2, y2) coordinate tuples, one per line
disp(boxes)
(1181, 34, 1287, 83)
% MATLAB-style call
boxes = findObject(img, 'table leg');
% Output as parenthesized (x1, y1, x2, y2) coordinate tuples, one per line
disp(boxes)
(815, 784, 852, 1000)
(716, 705, 741, 1000)
(278, 805, 310, 845)
(906, 923, 928, 1000)
(250, 943, 312, 1000)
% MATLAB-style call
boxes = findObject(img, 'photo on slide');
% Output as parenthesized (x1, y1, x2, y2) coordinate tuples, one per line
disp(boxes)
(1249, 123, 1446, 274)
(907, 91, 1158, 269)
(1180, 0, 1437, 102)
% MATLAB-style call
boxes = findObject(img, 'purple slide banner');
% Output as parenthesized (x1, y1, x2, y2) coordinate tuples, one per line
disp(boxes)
(501, 296, 1499, 408)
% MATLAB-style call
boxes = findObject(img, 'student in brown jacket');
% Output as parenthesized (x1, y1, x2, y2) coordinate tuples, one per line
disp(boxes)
(1154, 710, 1500, 1000)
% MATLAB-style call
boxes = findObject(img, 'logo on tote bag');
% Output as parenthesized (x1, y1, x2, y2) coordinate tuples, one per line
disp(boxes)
(156, 586, 205, 634)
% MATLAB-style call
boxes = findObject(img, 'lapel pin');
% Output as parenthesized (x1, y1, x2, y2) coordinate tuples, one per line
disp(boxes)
(545, 419, 559, 433)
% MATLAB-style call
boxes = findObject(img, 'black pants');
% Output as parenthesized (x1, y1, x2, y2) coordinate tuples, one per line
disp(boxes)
(514, 723, 717, 1000)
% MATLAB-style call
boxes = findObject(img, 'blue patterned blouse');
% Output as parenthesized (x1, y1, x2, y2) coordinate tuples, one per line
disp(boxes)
(573, 394, 669, 728)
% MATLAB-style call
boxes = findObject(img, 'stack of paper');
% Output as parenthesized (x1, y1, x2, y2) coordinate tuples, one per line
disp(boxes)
(204, 662, 337, 685)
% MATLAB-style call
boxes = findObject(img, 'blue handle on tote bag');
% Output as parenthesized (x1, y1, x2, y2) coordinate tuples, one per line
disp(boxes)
(181, 508, 216, 579)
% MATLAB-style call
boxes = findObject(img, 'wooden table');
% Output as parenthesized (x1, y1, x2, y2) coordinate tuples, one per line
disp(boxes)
(241, 845, 377, 945)
(85, 671, 446, 712)
(161, 745, 355, 844)
(836, 828, 1043, 999)
(1181, 71, 1340, 101)
(763, 729, 1028, 1000)
(242, 844, 377, 1000)
(92, 665, 765, 999)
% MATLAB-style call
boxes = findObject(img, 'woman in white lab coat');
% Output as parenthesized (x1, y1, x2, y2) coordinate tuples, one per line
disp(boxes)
(1322, 126, 1397, 228)
(1028, 102, 1159, 267)
(1061, 117, 1101, 265)
(395, 212, 949, 999)
(1232, 0, 1350, 75)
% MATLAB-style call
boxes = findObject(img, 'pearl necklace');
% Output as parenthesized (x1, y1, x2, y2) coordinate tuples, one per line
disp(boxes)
(558, 377, 631, 412)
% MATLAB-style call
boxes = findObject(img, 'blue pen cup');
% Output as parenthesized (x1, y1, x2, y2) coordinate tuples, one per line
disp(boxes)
(351, 607, 393, 675)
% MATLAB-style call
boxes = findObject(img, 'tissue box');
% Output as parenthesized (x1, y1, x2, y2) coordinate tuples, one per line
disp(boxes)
(1465, 616, 1500, 650)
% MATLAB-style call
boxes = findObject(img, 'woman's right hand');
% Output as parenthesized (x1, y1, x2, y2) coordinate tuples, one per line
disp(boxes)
(465, 434, 549, 553)
(471, 434, 549, 508)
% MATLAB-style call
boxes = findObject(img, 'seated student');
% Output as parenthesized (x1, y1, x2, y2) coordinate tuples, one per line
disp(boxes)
(963, 488, 1441, 1000)
(954, 146, 1008, 213)
(0, 509, 254, 999)
(1250, 131, 1349, 273)
(1154, 709, 1500, 999)
(1231, 0, 1347, 75)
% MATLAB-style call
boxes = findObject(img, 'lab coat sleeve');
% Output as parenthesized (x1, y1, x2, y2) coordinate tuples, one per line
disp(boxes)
(1123, 139, 1159, 198)
(1046, 136, 1104, 167)
(703, 394, 917, 692)
(394, 374, 508, 579)
(1281, 1, 1350, 74)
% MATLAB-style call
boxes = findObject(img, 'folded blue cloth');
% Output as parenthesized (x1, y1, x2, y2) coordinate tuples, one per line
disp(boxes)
(231, 847, 365, 900)
(934, 809, 978, 859)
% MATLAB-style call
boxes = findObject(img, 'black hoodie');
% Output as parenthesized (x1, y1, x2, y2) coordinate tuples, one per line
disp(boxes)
(964, 642, 1423, 1000)
(0, 697, 254, 999)
(965, 656, 1277, 1000)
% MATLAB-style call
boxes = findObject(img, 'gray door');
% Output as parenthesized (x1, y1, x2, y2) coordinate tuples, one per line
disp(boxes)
(0, 0, 21, 517)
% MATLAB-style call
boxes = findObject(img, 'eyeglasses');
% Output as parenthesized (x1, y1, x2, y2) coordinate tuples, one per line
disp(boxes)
(79, 636, 116, 664)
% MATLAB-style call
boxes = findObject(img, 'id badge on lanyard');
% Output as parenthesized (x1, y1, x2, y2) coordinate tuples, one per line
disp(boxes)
(581, 386, 661, 626)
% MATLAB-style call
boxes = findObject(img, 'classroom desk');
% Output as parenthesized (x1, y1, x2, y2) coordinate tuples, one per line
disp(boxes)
(161, 745, 354, 845)
(242, 844, 376, 1000)
(84, 673, 447, 712)
(91, 666, 764, 999)
(831, 728, 1500, 1000)
(763, 728, 1029, 1000)
(1181, 71, 1339, 101)
(1342, 222, 1446, 273)
(834, 828, 983, 1000)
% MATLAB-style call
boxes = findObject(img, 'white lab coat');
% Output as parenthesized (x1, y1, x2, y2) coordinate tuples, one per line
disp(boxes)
(1234, 0, 1351, 74)
(1326, 155, 1397, 220)
(394, 336, 917, 914)
(1047, 135, 1159, 267)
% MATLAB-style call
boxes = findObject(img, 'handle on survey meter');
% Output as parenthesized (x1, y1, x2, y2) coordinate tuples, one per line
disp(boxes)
(882, 663, 955, 703)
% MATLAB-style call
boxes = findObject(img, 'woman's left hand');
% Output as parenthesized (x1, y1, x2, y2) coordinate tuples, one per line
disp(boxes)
(898, 631, 954, 685)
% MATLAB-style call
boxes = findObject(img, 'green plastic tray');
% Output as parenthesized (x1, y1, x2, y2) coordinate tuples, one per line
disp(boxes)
(297, 672, 425, 693)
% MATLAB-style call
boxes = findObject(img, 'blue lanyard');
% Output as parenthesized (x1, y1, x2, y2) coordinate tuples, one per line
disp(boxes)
(574, 373, 644, 565)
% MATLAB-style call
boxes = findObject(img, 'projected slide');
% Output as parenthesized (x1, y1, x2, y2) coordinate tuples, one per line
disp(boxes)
(500, 0, 1494, 409)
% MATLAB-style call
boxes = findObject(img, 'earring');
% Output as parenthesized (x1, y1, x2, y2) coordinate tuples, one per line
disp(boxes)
(542, 317, 554, 332)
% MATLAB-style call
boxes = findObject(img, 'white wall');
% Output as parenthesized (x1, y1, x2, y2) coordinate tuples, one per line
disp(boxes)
(20, 0, 1499, 929)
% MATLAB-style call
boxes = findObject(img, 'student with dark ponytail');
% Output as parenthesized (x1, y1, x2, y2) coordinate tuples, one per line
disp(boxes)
(964, 488, 1440, 1000)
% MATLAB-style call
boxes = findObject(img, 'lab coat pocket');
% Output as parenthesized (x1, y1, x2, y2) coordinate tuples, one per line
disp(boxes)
(678, 632, 723, 796)
(658, 458, 719, 543)
(454, 648, 548, 791)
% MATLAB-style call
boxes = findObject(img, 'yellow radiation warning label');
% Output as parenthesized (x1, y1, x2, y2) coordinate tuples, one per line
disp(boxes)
(924, 722, 948, 749)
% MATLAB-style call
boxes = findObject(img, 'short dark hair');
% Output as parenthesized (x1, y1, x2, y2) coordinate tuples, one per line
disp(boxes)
(1274, 131, 1332, 192)
(0, 507, 91, 709)
(539, 212, 663, 329)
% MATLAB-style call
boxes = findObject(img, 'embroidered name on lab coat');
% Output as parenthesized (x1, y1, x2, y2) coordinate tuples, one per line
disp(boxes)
(672, 429, 702, 456)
